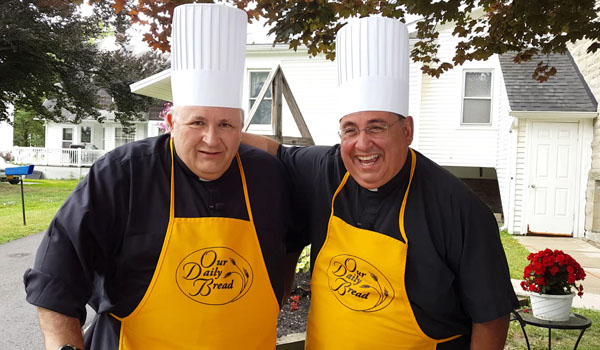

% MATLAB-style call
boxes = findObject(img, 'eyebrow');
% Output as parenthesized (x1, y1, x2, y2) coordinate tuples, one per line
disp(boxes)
(187, 115, 206, 122)
(340, 118, 389, 128)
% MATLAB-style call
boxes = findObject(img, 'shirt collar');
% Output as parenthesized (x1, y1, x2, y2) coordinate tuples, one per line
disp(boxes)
(357, 150, 412, 197)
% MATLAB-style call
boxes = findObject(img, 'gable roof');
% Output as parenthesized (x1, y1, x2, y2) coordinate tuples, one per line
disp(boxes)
(498, 52, 597, 112)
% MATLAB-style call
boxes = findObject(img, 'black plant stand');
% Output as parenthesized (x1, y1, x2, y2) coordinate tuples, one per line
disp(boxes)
(511, 309, 592, 350)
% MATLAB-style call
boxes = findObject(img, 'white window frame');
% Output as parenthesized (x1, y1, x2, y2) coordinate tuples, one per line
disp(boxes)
(248, 70, 273, 127)
(62, 127, 73, 148)
(461, 70, 493, 126)
(80, 126, 92, 144)
(115, 127, 136, 147)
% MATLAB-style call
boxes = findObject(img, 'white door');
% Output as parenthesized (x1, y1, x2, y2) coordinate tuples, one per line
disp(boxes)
(527, 122, 578, 235)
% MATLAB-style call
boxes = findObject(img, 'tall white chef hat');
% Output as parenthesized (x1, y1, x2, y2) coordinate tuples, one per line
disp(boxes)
(336, 16, 409, 118)
(170, 4, 247, 108)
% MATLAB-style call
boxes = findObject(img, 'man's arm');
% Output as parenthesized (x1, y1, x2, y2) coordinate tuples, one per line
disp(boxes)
(281, 250, 303, 305)
(470, 314, 510, 350)
(38, 307, 84, 350)
(241, 133, 280, 156)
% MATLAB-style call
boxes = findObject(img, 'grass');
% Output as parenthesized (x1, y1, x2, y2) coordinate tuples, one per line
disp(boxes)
(0, 179, 80, 243)
(500, 230, 532, 279)
(506, 307, 600, 350)
(500, 230, 600, 349)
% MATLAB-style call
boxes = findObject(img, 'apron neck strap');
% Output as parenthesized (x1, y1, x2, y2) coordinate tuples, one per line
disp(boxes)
(329, 148, 417, 242)
(169, 138, 253, 223)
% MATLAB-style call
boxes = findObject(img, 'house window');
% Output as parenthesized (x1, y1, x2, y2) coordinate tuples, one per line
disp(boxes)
(249, 71, 272, 125)
(462, 71, 492, 124)
(81, 127, 91, 143)
(115, 128, 136, 147)
(62, 128, 73, 148)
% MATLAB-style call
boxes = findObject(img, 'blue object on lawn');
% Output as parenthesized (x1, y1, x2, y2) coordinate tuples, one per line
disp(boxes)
(5, 165, 35, 225)
(6, 165, 35, 176)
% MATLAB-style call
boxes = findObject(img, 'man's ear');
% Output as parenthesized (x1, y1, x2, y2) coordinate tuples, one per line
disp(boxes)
(404, 116, 414, 145)
(166, 111, 174, 130)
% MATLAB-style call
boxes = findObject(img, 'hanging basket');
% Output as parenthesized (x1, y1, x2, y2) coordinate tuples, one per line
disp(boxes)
(529, 292, 575, 321)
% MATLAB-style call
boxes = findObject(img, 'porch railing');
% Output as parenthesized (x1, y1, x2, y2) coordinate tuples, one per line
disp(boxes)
(11, 147, 106, 167)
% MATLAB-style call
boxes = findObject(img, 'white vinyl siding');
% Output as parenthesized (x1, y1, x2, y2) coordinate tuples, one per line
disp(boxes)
(494, 68, 514, 228)
(408, 56, 423, 149)
(415, 29, 499, 167)
(512, 121, 529, 234)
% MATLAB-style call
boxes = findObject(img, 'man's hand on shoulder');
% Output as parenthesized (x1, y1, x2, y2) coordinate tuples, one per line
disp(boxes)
(241, 133, 280, 156)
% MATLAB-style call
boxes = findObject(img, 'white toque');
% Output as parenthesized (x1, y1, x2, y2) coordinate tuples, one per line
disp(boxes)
(336, 16, 409, 118)
(170, 4, 247, 108)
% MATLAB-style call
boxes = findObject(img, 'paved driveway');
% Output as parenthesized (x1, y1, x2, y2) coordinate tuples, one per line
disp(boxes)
(0, 232, 45, 349)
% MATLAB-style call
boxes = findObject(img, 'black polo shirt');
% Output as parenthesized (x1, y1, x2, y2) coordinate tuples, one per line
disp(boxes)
(24, 134, 293, 349)
(279, 144, 519, 349)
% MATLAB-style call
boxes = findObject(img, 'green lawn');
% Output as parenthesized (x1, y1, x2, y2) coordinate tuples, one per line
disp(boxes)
(0, 179, 80, 243)
(500, 230, 531, 280)
(506, 307, 600, 350)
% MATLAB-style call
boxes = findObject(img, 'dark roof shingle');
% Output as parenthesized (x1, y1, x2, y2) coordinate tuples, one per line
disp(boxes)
(498, 52, 597, 112)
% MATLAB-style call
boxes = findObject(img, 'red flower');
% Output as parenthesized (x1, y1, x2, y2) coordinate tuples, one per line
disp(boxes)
(542, 256, 554, 267)
(521, 249, 586, 297)
(290, 302, 298, 312)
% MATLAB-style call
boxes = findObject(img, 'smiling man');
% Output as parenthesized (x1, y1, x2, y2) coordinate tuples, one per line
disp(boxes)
(24, 4, 296, 350)
(243, 16, 518, 349)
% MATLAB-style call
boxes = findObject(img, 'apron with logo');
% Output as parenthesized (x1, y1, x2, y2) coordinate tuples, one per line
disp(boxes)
(112, 139, 279, 349)
(306, 149, 461, 349)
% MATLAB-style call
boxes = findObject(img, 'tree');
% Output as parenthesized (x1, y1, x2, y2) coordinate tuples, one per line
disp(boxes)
(103, 0, 600, 82)
(13, 106, 45, 147)
(0, 0, 168, 125)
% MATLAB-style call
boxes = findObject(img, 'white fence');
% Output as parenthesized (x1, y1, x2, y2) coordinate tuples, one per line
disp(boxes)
(11, 147, 105, 167)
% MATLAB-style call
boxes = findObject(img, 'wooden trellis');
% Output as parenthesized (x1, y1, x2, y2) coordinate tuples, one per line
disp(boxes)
(243, 66, 314, 146)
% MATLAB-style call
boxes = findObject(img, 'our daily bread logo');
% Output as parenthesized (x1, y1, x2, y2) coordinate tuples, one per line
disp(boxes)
(327, 254, 394, 312)
(176, 247, 253, 305)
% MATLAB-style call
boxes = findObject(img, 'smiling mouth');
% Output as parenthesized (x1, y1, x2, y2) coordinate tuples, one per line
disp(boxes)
(198, 150, 223, 156)
(357, 154, 379, 166)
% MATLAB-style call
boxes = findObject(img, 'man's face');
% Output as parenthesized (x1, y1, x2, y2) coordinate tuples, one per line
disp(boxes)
(168, 106, 243, 180)
(339, 111, 413, 189)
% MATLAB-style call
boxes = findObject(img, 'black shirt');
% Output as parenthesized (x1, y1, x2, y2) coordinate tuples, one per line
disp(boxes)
(279, 145, 519, 349)
(24, 134, 293, 348)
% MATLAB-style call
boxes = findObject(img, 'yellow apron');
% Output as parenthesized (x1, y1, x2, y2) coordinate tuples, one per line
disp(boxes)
(113, 139, 279, 349)
(306, 149, 461, 349)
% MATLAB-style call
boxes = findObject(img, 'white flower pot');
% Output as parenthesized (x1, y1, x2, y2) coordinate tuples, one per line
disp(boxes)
(529, 292, 575, 321)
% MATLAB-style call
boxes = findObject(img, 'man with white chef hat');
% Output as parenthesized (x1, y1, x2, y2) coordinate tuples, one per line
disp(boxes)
(243, 16, 518, 349)
(25, 3, 295, 349)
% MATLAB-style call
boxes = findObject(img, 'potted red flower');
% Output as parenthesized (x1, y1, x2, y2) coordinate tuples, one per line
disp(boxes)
(521, 248, 586, 321)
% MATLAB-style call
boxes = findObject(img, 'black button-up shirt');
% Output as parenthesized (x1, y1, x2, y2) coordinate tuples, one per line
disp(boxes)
(24, 134, 294, 348)
(280, 145, 519, 349)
